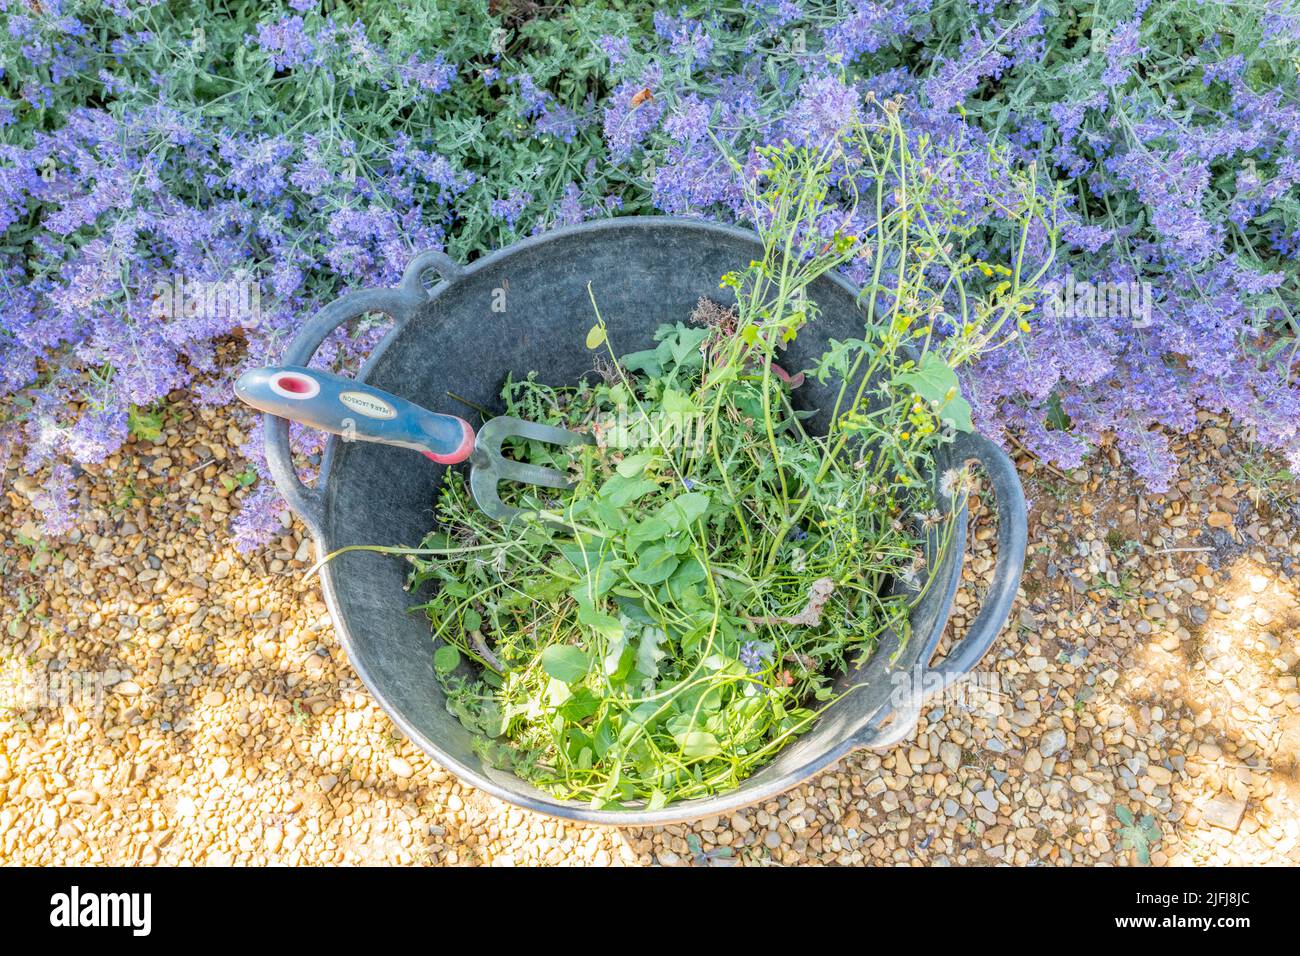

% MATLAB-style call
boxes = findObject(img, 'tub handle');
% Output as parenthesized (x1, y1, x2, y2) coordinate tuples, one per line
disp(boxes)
(262, 250, 465, 537)
(855, 430, 1027, 750)
(931, 431, 1028, 680)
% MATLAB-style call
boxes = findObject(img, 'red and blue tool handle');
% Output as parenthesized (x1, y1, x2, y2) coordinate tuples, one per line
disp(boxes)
(234, 366, 475, 464)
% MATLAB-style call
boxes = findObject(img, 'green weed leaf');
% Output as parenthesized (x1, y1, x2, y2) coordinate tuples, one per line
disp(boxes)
(599, 473, 659, 507)
(634, 626, 668, 682)
(657, 491, 711, 530)
(896, 352, 974, 432)
(628, 542, 680, 584)
(434, 645, 461, 674)
(676, 731, 721, 759)
(540, 645, 589, 683)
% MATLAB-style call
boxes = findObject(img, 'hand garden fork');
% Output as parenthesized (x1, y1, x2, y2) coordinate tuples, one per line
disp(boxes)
(235, 365, 592, 521)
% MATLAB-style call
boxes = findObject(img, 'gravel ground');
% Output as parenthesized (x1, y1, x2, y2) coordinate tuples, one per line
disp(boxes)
(1, 379, 1298, 866)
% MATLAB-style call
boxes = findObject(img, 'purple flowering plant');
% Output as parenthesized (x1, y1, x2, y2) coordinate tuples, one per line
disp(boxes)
(0, 0, 636, 544)
(0, 0, 1297, 550)
(603, 1, 1300, 490)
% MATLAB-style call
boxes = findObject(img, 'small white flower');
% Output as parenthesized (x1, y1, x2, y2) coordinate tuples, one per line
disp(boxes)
(939, 467, 967, 501)
(920, 508, 943, 527)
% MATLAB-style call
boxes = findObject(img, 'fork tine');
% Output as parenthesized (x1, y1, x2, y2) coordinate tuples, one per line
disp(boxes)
(468, 414, 593, 521)
(494, 459, 573, 490)
(470, 466, 524, 522)
(504, 417, 595, 447)
(478, 415, 594, 450)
